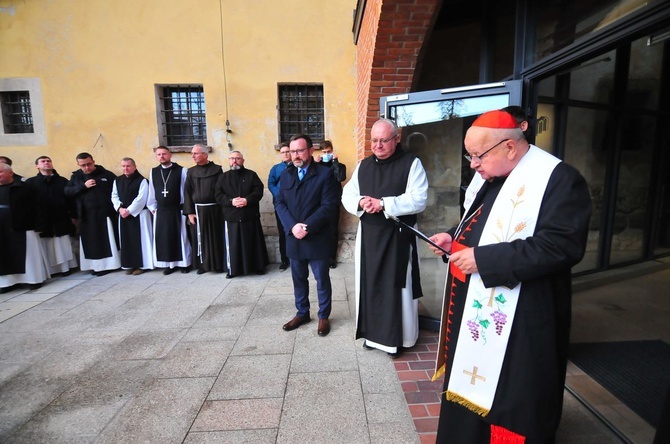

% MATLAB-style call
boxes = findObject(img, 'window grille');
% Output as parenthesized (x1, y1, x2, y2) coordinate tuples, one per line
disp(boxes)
(159, 85, 207, 147)
(1, 91, 34, 134)
(278, 84, 324, 143)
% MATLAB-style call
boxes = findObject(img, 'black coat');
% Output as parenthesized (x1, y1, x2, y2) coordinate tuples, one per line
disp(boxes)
(25, 172, 76, 237)
(2, 179, 38, 232)
(64, 165, 119, 258)
(215, 167, 264, 222)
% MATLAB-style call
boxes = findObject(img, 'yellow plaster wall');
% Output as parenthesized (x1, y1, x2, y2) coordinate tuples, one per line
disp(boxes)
(0, 0, 357, 182)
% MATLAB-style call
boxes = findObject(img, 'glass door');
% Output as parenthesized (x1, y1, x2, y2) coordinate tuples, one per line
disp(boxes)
(380, 81, 522, 328)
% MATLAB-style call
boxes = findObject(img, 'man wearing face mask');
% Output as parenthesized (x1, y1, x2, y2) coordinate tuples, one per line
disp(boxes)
(314, 140, 346, 268)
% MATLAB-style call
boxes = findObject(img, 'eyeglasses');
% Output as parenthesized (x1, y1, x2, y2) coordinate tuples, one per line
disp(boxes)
(229, 157, 243, 161)
(289, 147, 309, 155)
(463, 139, 509, 163)
(371, 135, 397, 145)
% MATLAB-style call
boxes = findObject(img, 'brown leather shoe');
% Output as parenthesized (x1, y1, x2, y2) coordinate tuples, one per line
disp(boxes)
(317, 318, 331, 337)
(282, 315, 311, 331)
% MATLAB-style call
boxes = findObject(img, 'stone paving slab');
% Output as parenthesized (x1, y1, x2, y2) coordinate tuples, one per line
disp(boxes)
(209, 354, 291, 400)
(184, 429, 278, 444)
(155, 339, 234, 378)
(7, 292, 60, 302)
(277, 371, 369, 444)
(230, 324, 297, 355)
(0, 301, 44, 322)
(290, 330, 359, 373)
(191, 398, 284, 432)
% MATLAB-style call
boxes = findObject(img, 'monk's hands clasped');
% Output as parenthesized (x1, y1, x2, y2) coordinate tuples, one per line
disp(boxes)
(359, 196, 383, 214)
(231, 197, 247, 208)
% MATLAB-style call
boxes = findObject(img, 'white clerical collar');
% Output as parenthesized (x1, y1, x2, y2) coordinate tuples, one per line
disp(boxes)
(161, 163, 173, 168)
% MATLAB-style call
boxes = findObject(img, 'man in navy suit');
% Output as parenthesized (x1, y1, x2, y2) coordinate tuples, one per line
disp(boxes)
(275, 134, 340, 337)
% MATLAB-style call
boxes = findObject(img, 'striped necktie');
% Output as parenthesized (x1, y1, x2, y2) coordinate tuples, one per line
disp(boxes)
(298, 168, 306, 181)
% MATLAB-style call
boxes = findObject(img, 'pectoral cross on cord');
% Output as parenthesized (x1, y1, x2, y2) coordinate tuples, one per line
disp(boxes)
(160, 169, 172, 198)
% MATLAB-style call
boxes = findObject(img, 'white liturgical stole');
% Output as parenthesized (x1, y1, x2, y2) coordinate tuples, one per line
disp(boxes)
(446, 146, 560, 416)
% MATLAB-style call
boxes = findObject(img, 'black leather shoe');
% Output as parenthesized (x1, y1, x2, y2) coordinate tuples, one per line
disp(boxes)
(225, 273, 234, 279)
(388, 349, 402, 359)
(279, 261, 289, 271)
(180, 267, 191, 274)
(329, 260, 337, 269)
(317, 318, 331, 336)
(163, 268, 175, 275)
(196, 269, 206, 275)
(282, 315, 311, 331)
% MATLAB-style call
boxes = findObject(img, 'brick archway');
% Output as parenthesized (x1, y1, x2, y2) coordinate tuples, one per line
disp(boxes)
(355, 0, 441, 159)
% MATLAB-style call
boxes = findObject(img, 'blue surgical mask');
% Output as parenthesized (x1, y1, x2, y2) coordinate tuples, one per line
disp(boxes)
(322, 153, 333, 162)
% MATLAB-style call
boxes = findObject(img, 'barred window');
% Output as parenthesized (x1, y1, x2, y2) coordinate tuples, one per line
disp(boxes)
(1, 91, 34, 134)
(278, 84, 324, 144)
(157, 85, 207, 147)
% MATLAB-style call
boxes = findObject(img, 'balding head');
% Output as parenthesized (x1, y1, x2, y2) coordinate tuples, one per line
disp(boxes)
(0, 162, 14, 185)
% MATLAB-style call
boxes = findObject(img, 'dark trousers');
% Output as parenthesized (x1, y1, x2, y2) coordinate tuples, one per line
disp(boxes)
(290, 258, 331, 319)
(274, 211, 288, 264)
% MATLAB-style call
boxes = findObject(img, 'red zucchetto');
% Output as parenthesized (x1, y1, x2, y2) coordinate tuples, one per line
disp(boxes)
(471, 110, 519, 129)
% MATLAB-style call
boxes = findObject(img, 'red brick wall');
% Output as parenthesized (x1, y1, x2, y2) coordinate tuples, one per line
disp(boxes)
(356, 0, 440, 160)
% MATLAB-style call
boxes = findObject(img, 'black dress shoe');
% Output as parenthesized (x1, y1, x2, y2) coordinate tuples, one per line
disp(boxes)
(27, 283, 43, 290)
(388, 349, 402, 359)
(279, 261, 289, 271)
(225, 273, 234, 279)
(317, 318, 331, 336)
(363, 340, 373, 350)
(180, 267, 191, 274)
(163, 268, 175, 275)
(196, 269, 206, 275)
(282, 315, 311, 331)
(329, 260, 337, 269)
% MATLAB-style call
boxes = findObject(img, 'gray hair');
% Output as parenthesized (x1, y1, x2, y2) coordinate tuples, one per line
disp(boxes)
(373, 118, 399, 136)
(490, 127, 525, 142)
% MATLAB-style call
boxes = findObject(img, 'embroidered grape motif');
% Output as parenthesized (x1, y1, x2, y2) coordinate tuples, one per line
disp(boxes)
(491, 310, 507, 335)
(467, 320, 480, 341)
